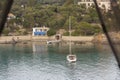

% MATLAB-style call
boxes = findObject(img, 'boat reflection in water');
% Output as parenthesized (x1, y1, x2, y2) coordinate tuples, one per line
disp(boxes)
(32, 42, 48, 54)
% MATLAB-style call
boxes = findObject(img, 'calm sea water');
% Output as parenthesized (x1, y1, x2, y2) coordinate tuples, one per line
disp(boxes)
(0, 42, 120, 80)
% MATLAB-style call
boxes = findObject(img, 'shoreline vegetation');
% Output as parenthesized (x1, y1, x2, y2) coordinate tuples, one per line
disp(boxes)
(1, 0, 102, 38)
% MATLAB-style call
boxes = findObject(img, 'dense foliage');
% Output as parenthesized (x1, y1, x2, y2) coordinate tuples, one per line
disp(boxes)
(0, 1, 7, 23)
(2, 0, 103, 36)
(47, 29, 56, 36)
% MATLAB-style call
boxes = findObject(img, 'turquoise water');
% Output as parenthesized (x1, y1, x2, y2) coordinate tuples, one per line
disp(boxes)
(0, 43, 120, 80)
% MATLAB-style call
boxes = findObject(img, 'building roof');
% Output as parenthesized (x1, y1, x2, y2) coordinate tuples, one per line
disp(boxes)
(8, 13, 16, 19)
(8, 13, 15, 17)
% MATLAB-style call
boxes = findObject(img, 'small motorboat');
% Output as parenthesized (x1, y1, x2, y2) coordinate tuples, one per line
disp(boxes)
(46, 40, 61, 45)
(67, 54, 77, 63)
(46, 41, 52, 44)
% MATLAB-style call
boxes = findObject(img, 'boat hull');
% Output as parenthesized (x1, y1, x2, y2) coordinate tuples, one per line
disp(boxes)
(67, 55, 77, 63)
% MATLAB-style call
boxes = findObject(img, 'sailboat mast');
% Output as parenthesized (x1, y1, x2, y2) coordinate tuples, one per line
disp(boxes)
(69, 16, 72, 54)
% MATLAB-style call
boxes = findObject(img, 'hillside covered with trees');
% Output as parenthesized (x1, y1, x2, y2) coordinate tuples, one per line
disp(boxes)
(3, 0, 102, 36)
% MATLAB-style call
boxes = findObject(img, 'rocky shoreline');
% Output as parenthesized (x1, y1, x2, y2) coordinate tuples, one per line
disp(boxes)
(0, 36, 93, 44)
(0, 32, 119, 45)
(92, 32, 120, 44)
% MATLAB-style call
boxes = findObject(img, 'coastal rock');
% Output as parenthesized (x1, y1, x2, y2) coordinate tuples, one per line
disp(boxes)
(92, 32, 120, 44)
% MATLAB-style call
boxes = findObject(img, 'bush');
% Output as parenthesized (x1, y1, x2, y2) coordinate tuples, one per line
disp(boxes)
(76, 22, 101, 36)
(23, 30, 28, 35)
(3, 28, 10, 36)
(63, 31, 80, 36)
(47, 29, 56, 36)
(63, 31, 69, 36)
(71, 30, 80, 36)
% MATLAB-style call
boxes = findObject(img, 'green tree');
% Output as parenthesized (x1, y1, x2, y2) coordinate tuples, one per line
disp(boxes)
(64, 16, 78, 30)
(47, 29, 56, 36)
(10, 0, 102, 36)
(76, 22, 101, 36)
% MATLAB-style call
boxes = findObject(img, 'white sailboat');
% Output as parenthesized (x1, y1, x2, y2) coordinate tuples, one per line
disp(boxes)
(67, 16, 77, 63)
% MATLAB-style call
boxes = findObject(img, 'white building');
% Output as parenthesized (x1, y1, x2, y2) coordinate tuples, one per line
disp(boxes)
(32, 26, 49, 36)
(78, 0, 111, 11)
